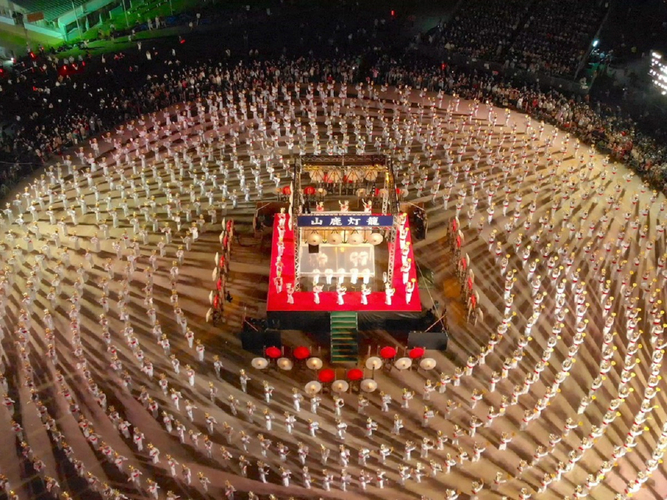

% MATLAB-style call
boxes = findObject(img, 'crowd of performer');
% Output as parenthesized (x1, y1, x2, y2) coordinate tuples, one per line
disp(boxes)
(0, 55, 662, 500)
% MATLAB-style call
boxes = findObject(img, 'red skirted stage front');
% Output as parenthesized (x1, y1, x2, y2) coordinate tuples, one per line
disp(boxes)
(266, 215, 421, 313)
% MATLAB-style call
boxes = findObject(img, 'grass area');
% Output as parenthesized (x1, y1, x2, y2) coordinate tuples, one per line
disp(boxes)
(56, 26, 186, 58)
(0, 29, 30, 51)
(0, 0, 202, 58)
(79, 0, 201, 40)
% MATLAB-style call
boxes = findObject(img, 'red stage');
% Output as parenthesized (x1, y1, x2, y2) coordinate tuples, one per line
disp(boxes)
(266, 216, 421, 313)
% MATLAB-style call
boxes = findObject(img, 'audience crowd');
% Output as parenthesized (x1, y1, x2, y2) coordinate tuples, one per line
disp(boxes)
(427, 0, 529, 61)
(428, 0, 606, 79)
(505, 0, 605, 77)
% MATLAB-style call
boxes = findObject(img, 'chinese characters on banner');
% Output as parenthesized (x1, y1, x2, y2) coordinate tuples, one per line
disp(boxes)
(297, 215, 394, 228)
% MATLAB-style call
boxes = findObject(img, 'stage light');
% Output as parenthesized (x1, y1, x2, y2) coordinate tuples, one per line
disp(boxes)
(650, 51, 667, 95)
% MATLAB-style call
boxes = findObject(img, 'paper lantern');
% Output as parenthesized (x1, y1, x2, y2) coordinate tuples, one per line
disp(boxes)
(307, 231, 322, 245)
(277, 357, 293, 370)
(409, 347, 425, 359)
(394, 357, 412, 370)
(328, 231, 342, 244)
(365, 356, 382, 370)
(318, 368, 335, 383)
(305, 381, 322, 394)
(380, 346, 397, 359)
(420, 358, 437, 370)
(251, 357, 269, 369)
(282, 186, 291, 195)
(306, 357, 323, 370)
(360, 379, 378, 392)
(369, 232, 384, 245)
(346, 368, 363, 381)
(347, 231, 362, 244)
(332, 380, 349, 393)
(265, 346, 281, 359)
(304, 186, 316, 196)
(293, 346, 311, 360)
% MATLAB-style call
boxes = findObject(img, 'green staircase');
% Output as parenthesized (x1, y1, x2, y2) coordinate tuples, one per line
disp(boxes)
(330, 312, 359, 364)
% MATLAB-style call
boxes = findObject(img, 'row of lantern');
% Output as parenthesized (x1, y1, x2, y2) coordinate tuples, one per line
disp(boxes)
(368, 345, 437, 371)
(251, 345, 315, 371)
(206, 219, 235, 323)
(308, 168, 380, 183)
(249, 345, 436, 395)
(304, 229, 384, 246)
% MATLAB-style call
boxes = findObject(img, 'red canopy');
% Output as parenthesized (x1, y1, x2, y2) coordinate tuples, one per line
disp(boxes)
(346, 368, 363, 381)
(265, 346, 281, 359)
(293, 346, 311, 360)
(318, 369, 335, 383)
(409, 347, 425, 359)
(380, 346, 397, 359)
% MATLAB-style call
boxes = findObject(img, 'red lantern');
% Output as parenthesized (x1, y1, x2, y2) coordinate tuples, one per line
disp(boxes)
(304, 186, 316, 196)
(318, 369, 335, 383)
(265, 346, 281, 359)
(409, 347, 425, 359)
(293, 346, 311, 360)
(346, 368, 363, 381)
(380, 346, 397, 359)
(282, 186, 291, 195)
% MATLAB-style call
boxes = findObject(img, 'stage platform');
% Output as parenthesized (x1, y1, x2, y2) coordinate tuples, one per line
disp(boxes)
(266, 215, 421, 314)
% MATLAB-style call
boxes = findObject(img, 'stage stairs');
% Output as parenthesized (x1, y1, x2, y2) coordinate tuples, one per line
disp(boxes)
(330, 312, 359, 364)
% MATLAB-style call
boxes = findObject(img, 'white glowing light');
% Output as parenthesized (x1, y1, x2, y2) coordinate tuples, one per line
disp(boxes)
(651, 51, 667, 94)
